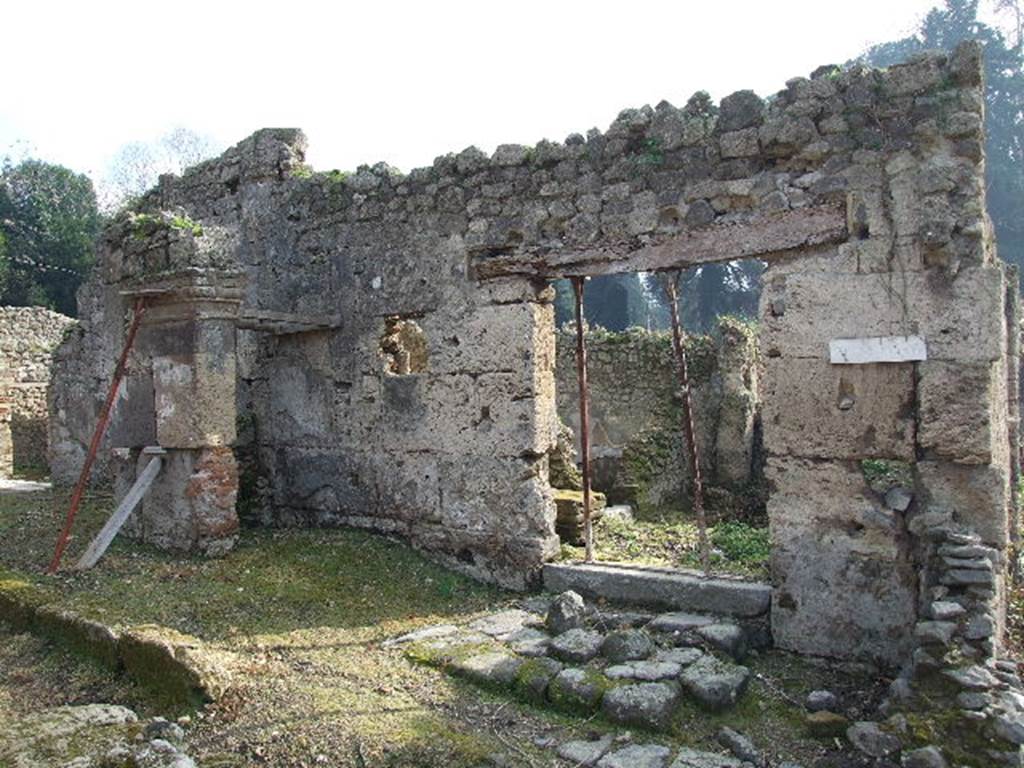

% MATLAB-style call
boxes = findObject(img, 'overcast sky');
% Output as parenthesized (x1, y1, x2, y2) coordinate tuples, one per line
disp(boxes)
(2, 1, 952, 182)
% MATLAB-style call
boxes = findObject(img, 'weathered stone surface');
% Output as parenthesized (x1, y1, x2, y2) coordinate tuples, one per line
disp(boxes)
(846, 721, 901, 758)
(548, 667, 609, 711)
(557, 734, 615, 767)
(450, 651, 523, 687)
(597, 743, 674, 768)
(902, 746, 948, 768)
(544, 564, 770, 618)
(655, 647, 705, 666)
(468, 609, 540, 639)
(649, 612, 717, 634)
(549, 628, 604, 663)
(695, 623, 746, 660)
(717, 727, 759, 764)
(605, 661, 683, 681)
(505, 627, 551, 657)
(805, 710, 849, 737)
(546, 590, 587, 634)
(679, 656, 750, 711)
(602, 681, 681, 729)
(761, 356, 916, 460)
(0, 307, 75, 475)
(929, 601, 966, 621)
(602, 629, 655, 662)
(669, 746, 744, 768)
(513, 656, 563, 701)
(806, 689, 839, 712)
(768, 457, 918, 664)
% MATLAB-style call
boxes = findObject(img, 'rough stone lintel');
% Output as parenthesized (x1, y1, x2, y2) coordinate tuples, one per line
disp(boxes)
(471, 204, 847, 280)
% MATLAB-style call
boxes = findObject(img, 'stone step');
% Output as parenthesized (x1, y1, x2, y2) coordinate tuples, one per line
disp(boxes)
(543, 562, 771, 619)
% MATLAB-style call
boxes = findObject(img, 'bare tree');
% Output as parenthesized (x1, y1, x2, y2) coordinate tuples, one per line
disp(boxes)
(102, 127, 221, 210)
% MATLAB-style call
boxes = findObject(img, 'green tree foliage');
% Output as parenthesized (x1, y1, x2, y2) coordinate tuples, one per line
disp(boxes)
(0, 158, 101, 316)
(552, 273, 654, 331)
(861, 0, 1024, 274)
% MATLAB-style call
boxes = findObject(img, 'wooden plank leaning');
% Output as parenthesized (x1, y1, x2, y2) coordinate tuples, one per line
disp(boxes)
(75, 447, 166, 570)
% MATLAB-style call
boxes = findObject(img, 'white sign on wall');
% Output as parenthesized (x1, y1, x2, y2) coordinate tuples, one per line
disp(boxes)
(829, 335, 927, 365)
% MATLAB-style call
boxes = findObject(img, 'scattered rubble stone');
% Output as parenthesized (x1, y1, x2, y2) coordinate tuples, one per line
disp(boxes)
(805, 689, 839, 712)
(505, 627, 551, 657)
(716, 727, 760, 765)
(695, 623, 746, 660)
(450, 651, 523, 687)
(597, 743, 673, 768)
(805, 710, 849, 737)
(846, 721, 901, 758)
(557, 734, 615, 766)
(468, 609, 540, 639)
(546, 591, 587, 635)
(602, 629, 655, 662)
(901, 745, 948, 768)
(550, 628, 605, 663)
(679, 655, 750, 711)
(670, 746, 744, 767)
(548, 668, 609, 711)
(605, 661, 683, 682)
(601, 681, 682, 729)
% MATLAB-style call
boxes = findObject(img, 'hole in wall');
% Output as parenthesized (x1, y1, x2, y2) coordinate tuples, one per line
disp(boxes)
(379, 317, 429, 375)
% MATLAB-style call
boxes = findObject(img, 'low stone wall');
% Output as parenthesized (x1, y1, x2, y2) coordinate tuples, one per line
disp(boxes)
(0, 307, 76, 475)
(553, 319, 759, 510)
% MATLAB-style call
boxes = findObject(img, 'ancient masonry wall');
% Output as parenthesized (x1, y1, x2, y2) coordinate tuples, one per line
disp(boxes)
(553, 321, 759, 508)
(50, 43, 1017, 668)
(0, 307, 76, 475)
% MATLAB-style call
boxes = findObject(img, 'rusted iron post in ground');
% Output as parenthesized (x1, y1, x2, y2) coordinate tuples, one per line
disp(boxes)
(48, 298, 146, 573)
(571, 276, 595, 562)
(662, 272, 711, 575)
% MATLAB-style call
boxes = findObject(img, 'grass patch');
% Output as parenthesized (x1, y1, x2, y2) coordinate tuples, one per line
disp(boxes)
(557, 510, 770, 579)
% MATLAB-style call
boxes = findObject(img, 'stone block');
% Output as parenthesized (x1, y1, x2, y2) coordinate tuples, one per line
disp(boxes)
(760, 265, 1006, 363)
(768, 458, 917, 664)
(154, 353, 237, 449)
(762, 357, 915, 460)
(542, 562, 771, 618)
(918, 360, 1006, 465)
(437, 455, 554, 540)
(917, 460, 1010, 547)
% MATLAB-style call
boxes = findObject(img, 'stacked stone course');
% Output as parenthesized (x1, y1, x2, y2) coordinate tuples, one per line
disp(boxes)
(0, 306, 75, 475)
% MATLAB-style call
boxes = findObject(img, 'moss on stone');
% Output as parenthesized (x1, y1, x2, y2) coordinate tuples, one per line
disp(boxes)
(547, 667, 611, 714)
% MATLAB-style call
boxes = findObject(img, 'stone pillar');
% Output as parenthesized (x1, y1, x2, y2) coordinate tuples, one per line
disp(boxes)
(120, 270, 244, 555)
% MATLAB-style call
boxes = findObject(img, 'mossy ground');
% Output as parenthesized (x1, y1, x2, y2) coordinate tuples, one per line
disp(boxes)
(0, 484, 1016, 766)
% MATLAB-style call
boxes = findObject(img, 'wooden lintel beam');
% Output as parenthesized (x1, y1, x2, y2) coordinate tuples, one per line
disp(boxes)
(471, 204, 847, 280)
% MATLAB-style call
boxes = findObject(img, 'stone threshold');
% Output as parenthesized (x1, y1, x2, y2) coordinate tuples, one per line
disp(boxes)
(0, 575, 233, 707)
(543, 562, 771, 619)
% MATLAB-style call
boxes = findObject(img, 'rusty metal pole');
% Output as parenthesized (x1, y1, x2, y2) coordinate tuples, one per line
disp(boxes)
(662, 272, 711, 575)
(571, 276, 595, 562)
(48, 297, 146, 574)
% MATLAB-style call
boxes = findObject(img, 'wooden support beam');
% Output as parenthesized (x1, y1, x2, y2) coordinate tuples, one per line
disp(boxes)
(75, 449, 165, 570)
(471, 204, 847, 280)
(236, 310, 342, 335)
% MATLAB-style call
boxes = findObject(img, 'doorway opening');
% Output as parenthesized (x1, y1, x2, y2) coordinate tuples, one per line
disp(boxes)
(547, 263, 769, 579)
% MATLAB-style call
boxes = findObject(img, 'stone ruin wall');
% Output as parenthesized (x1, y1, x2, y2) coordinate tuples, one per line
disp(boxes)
(50, 42, 1018, 669)
(0, 306, 76, 476)
(553, 322, 759, 509)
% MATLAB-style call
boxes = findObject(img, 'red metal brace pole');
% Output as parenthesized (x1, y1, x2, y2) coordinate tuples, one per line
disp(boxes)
(571, 276, 595, 562)
(663, 272, 712, 575)
(47, 297, 146, 574)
